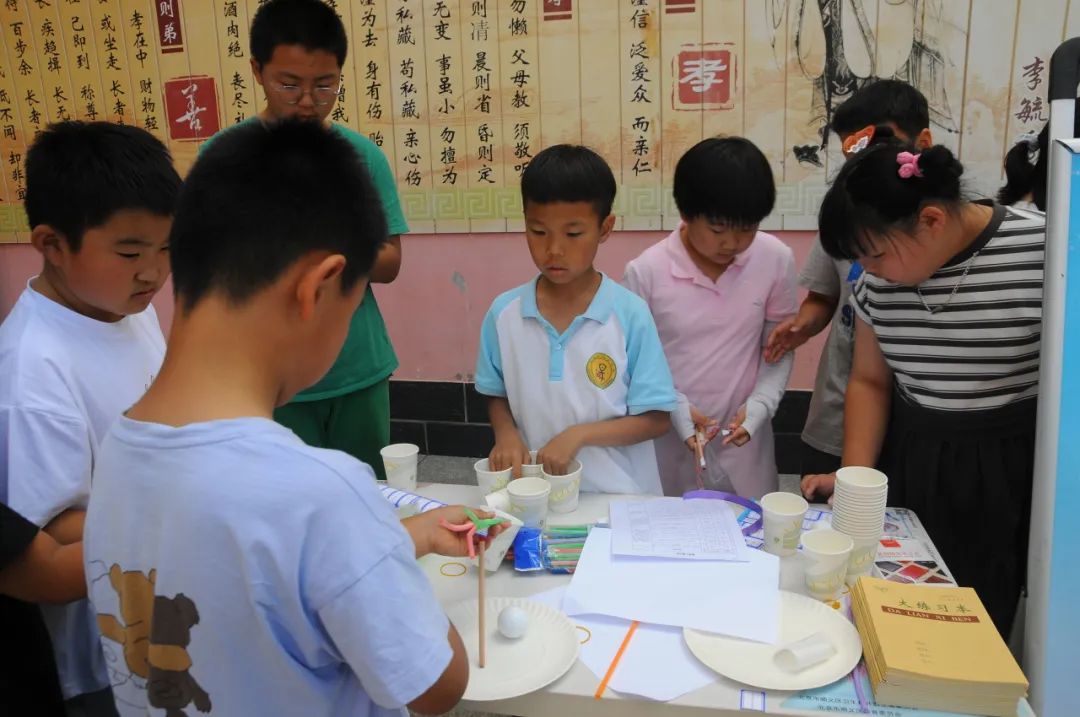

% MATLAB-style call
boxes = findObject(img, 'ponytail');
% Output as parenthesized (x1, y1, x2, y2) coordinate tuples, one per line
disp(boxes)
(997, 126, 1047, 210)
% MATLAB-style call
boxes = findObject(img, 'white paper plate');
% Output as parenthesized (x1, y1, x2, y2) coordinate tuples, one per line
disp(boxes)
(446, 596, 580, 701)
(683, 591, 862, 691)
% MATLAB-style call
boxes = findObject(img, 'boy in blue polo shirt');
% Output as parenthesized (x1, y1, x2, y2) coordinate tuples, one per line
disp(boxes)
(476, 145, 676, 494)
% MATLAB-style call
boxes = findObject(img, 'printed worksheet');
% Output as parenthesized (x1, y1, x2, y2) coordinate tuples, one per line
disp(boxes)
(610, 498, 750, 561)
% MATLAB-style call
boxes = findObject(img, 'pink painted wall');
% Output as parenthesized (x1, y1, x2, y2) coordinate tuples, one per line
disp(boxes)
(0, 245, 178, 329)
(0, 230, 826, 389)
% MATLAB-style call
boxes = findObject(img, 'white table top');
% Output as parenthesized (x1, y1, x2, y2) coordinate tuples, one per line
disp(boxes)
(416, 483, 844, 716)
(415, 483, 1032, 717)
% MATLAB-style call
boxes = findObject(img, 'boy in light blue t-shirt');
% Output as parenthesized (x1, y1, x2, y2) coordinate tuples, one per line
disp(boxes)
(475, 145, 677, 495)
(83, 120, 501, 716)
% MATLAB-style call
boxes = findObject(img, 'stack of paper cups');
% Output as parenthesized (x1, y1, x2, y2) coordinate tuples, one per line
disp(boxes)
(829, 466, 888, 586)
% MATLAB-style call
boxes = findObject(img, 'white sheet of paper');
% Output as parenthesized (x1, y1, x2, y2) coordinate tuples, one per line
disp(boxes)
(564, 528, 781, 644)
(610, 498, 750, 561)
(527, 587, 717, 702)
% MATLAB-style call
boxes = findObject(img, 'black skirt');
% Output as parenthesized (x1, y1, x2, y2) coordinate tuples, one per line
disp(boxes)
(877, 388, 1036, 637)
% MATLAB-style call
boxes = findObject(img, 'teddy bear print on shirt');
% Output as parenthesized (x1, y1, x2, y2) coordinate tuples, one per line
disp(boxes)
(95, 564, 212, 716)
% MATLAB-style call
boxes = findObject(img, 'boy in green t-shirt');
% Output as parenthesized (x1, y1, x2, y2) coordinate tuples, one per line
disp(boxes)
(202, 0, 406, 478)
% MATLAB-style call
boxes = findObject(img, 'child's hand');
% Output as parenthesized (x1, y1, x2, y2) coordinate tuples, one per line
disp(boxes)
(690, 406, 720, 436)
(765, 317, 813, 363)
(537, 427, 583, 476)
(404, 506, 509, 558)
(722, 405, 751, 447)
(684, 406, 721, 452)
(489, 434, 530, 476)
(801, 473, 837, 504)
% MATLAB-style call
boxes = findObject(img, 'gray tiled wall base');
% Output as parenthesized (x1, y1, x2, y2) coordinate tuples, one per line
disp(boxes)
(390, 381, 812, 475)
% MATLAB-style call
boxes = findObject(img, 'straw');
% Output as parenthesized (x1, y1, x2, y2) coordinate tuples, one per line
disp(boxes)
(478, 540, 486, 669)
(594, 620, 639, 699)
(546, 524, 592, 537)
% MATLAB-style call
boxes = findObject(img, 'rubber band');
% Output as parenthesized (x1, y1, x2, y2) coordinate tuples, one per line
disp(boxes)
(439, 562, 467, 577)
(682, 489, 764, 536)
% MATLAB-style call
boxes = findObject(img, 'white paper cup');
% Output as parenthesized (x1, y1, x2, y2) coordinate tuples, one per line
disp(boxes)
(845, 535, 881, 585)
(774, 632, 837, 673)
(506, 476, 551, 529)
(835, 466, 888, 492)
(380, 443, 419, 492)
(521, 450, 542, 478)
(474, 458, 512, 495)
(543, 460, 582, 514)
(801, 529, 854, 601)
(761, 492, 809, 557)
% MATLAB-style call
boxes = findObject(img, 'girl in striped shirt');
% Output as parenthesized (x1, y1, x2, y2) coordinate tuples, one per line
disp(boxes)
(803, 133, 1045, 637)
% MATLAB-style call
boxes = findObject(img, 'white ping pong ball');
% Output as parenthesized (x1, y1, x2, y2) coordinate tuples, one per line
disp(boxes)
(497, 606, 529, 639)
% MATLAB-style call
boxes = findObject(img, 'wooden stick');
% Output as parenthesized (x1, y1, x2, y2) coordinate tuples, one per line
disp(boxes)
(478, 540, 487, 669)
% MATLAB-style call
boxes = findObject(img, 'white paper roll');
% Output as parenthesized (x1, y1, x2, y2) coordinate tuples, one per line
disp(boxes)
(774, 632, 837, 673)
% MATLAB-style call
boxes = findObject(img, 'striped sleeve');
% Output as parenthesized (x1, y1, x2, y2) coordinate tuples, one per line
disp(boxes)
(851, 272, 873, 326)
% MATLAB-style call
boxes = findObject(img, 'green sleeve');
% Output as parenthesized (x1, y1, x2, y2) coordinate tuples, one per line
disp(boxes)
(360, 140, 409, 236)
(335, 126, 409, 236)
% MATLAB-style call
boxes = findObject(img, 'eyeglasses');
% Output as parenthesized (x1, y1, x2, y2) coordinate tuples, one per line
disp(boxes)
(270, 81, 339, 107)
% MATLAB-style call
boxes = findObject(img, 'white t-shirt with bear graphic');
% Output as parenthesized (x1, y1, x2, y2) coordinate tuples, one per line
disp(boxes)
(84, 415, 452, 716)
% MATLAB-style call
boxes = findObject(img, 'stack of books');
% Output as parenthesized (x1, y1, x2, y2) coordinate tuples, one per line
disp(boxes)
(852, 577, 1028, 717)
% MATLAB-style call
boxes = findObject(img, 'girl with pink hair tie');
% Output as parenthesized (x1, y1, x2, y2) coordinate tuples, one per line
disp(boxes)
(805, 135, 1046, 639)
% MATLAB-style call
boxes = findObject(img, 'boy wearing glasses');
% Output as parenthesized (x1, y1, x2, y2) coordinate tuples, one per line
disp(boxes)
(201, 0, 408, 478)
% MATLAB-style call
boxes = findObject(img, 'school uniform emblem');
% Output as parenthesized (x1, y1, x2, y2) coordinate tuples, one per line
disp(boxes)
(586, 353, 617, 389)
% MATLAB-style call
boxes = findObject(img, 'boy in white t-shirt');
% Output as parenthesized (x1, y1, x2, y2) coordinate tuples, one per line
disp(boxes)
(476, 145, 677, 495)
(84, 119, 497, 716)
(0, 121, 181, 715)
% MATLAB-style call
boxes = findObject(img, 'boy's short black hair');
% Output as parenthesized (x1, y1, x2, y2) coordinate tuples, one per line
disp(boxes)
(250, 0, 347, 68)
(673, 136, 776, 226)
(831, 79, 930, 140)
(169, 119, 387, 310)
(520, 144, 617, 221)
(24, 121, 181, 252)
